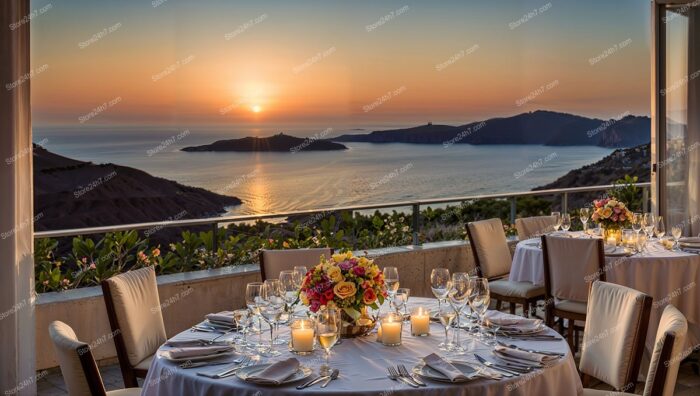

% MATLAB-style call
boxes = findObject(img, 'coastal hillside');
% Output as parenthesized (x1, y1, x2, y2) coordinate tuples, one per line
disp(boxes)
(333, 110, 650, 148)
(182, 133, 347, 152)
(34, 145, 241, 231)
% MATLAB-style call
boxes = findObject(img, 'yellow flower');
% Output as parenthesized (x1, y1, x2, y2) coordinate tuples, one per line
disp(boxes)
(333, 281, 357, 299)
(283, 241, 290, 248)
(345, 251, 353, 260)
(359, 257, 369, 266)
(368, 266, 379, 278)
(327, 266, 343, 283)
(300, 292, 309, 305)
(602, 207, 613, 218)
(332, 253, 345, 263)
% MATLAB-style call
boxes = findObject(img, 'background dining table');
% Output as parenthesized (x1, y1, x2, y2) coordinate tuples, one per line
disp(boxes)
(142, 297, 582, 395)
(510, 233, 700, 368)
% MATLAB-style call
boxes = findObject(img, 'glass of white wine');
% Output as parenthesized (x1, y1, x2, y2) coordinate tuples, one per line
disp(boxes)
(430, 268, 452, 317)
(551, 212, 561, 232)
(561, 213, 571, 232)
(672, 225, 682, 251)
(315, 307, 341, 376)
(383, 267, 400, 310)
(437, 305, 456, 351)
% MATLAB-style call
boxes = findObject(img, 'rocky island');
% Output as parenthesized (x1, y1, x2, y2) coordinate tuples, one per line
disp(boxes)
(182, 133, 347, 152)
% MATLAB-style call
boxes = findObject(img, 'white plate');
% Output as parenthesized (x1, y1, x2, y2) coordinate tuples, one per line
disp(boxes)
(412, 361, 479, 383)
(159, 348, 236, 363)
(236, 363, 313, 385)
(604, 247, 632, 257)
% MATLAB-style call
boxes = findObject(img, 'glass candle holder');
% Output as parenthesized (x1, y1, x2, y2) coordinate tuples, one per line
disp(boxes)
(289, 318, 315, 355)
(410, 306, 430, 336)
(622, 229, 635, 249)
(380, 313, 403, 346)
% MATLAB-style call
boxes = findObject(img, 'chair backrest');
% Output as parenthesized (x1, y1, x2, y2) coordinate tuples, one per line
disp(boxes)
(515, 215, 556, 240)
(541, 235, 605, 302)
(101, 267, 166, 368)
(643, 305, 688, 396)
(466, 218, 512, 279)
(580, 281, 653, 392)
(259, 248, 332, 281)
(48, 321, 107, 396)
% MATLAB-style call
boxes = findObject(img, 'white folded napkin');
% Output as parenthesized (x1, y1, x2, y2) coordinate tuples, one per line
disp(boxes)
(165, 339, 228, 347)
(423, 353, 469, 382)
(168, 345, 233, 359)
(494, 345, 558, 363)
(247, 358, 300, 385)
(206, 311, 235, 325)
(484, 311, 542, 333)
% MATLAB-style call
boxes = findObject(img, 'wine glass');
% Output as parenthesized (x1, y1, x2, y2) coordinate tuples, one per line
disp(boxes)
(245, 282, 265, 352)
(551, 212, 562, 231)
(260, 279, 285, 355)
(636, 232, 648, 255)
(632, 213, 642, 237)
(279, 270, 300, 318)
(383, 267, 399, 310)
(655, 216, 666, 239)
(561, 213, 571, 232)
(644, 213, 655, 238)
(437, 305, 457, 351)
(580, 208, 590, 232)
(672, 225, 683, 250)
(468, 278, 490, 339)
(315, 307, 341, 375)
(394, 288, 410, 317)
(293, 266, 308, 279)
(232, 309, 251, 352)
(430, 268, 452, 316)
(448, 273, 471, 354)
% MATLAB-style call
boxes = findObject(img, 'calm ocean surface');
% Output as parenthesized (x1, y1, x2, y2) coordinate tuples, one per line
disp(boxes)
(34, 126, 614, 215)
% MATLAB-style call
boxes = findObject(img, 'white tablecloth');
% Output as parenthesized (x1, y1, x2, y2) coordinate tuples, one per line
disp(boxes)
(510, 234, 700, 361)
(142, 298, 582, 396)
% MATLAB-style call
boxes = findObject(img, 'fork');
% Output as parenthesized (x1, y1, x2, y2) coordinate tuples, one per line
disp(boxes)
(386, 367, 418, 388)
(208, 356, 252, 379)
(397, 364, 426, 387)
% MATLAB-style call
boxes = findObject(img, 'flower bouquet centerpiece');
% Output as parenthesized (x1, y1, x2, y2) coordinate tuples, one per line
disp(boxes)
(299, 251, 386, 338)
(591, 198, 632, 244)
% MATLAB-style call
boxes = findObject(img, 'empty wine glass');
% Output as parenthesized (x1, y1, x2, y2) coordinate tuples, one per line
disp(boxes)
(293, 266, 308, 279)
(468, 278, 490, 339)
(655, 216, 666, 239)
(315, 307, 341, 375)
(437, 305, 457, 351)
(394, 288, 410, 317)
(644, 213, 655, 238)
(561, 213, 571, 232)
(580, 208, 590, 232)
(672, 225, 682, 250)
(551, 212, 562, 231)
(431, 268, 452, 317)
(260, 279, 285, 355)
(232, 309, 251, 352)
(383, 267, 399, 310)
(632, 213, 642, 237)
(279, 270, 300, 318)
(245, 282, 265, 352)
(448, 274, 470, 354)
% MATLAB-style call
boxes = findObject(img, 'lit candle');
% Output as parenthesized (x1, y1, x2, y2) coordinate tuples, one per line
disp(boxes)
(606, 236, 617, 246)
(291, 319, 314, 353)
(410, 307, 430, 336)
(381, 313, 403, 346)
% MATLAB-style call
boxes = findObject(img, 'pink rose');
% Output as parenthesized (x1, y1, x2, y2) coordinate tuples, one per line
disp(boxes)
(352, 266, 366, 276)
(310, 300, 321, 312)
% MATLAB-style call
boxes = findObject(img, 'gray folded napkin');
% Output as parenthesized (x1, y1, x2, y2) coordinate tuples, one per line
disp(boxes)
(494, 345, 558, 363)
(165, 339, 228, 347)
(168, 345, 233, 359)
(484, 311, 542, 333)
(423, 353, 469, 382)
(206, 311, 235, 325)
(247, 358, 300, 385)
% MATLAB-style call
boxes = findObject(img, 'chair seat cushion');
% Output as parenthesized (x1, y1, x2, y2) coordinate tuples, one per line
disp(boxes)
(582, 389, 633, 396)
(107, 388, 142, 396)
(489, 280, 544, 299)
(555, 299, 587, 315)
(134, 354, 154, 371)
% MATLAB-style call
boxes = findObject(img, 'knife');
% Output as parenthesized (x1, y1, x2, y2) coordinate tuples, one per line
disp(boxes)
(320, 369, 339, 388)
(498, 341, 564, 357)
(474, 354, 521, 376)
(296, 375, 329, 389)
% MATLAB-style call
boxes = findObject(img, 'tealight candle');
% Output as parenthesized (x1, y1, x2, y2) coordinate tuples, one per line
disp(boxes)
(381, 313, 403, 346)
(290, 319, 315, 354)
(606, 236, 617, 246)
(410, 307, 430, 336)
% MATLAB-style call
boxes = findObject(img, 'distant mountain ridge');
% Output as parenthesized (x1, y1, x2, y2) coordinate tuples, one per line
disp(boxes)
(332, 110, 650, 148)
(182, 133, 347, 152)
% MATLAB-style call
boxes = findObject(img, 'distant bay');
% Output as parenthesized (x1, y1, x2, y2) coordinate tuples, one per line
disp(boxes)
(34, 126, 614, 216)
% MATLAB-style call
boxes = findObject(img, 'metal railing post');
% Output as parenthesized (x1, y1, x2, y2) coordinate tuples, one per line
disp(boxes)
(510, 197, 516, 225)
(562, 192, 568, 214)
(412, 204, 420, 246)
(212, 222, 219, 251)
(642, 186, 649, 213)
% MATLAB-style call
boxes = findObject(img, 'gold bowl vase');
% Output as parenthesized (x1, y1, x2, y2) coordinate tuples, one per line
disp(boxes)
(340, 309, 376, 338)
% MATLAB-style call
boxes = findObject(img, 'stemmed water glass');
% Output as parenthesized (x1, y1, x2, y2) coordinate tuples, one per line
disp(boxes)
(315, 307, 341, 376)
(394, 288, 410, 317)
(448, 273, 471, 354)
(430, 268, 452, 316)
(672, 225, 682, 250)
(279, 270, 301, 319)
(260, 279, 285, 355)
(551, 212, 562, 231)
(580, 208, 590, 232)
(245, 282, 265, 353)
(655, 216, 666, 239)
(468, 278, 490, 339)
(561, 213, 571, 232)
(437, 305, 457, 351)
(383, 267, 400, 310)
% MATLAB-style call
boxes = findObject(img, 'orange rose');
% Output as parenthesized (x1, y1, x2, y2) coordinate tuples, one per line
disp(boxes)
(362, 288, 377, 305)
(333, 281, 357, 299)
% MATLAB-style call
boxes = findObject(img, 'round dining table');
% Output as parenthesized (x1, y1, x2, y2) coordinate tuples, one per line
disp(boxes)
(142, 297, 582, 395)
(510, 232, 700, 362)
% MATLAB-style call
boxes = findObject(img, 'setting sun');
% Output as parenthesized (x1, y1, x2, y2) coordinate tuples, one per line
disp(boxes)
(251, 105, 262, 113)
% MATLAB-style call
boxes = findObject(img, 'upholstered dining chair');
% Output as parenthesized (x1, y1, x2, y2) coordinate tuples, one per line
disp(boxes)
(582, 303, 687, 396)
(541, 235, 606, 351)
(101, 267, 166, 388)
(49, 321, 141, 396)
(578, 281, 658, 394)
(259, 247, 333, 281)
(466, 218, 544, 317)
(515, 215, 556, 240)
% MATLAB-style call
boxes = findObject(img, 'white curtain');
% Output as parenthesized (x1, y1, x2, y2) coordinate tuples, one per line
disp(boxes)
(0, 1, 36, 395)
